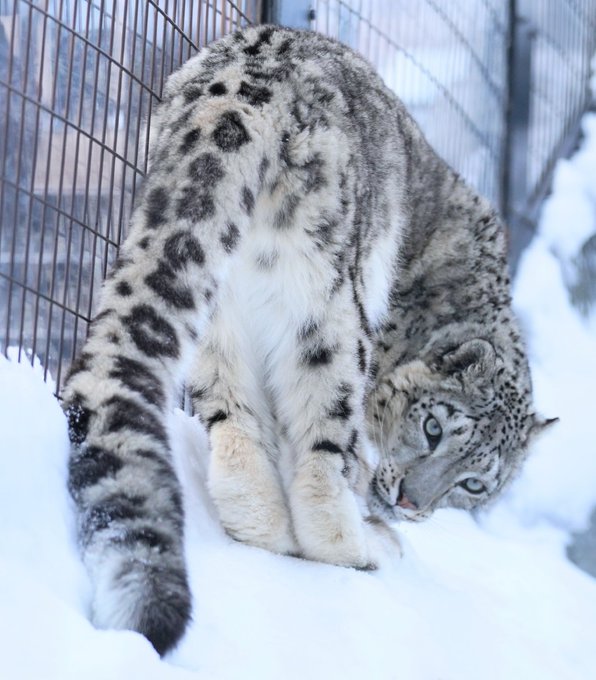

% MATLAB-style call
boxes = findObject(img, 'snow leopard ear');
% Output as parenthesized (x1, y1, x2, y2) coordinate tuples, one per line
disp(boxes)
(440, 339, 496, 385)
(527, 415, 559, 442)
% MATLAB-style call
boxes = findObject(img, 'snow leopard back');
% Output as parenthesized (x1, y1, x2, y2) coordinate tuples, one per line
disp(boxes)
(61, 26, 547, 654)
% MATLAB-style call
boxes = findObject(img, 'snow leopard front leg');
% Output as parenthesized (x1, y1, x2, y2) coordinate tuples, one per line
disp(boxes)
(279, 289, 395, 569)
(190, 335, 299, 556)
(61, 101, 271, 654)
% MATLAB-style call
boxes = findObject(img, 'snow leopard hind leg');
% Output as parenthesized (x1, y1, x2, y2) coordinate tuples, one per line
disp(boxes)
(185, 92, 399, 571)
(61, 58, 279, 653)
(190, 334, 300, 556)
(189, 245, 387, 569)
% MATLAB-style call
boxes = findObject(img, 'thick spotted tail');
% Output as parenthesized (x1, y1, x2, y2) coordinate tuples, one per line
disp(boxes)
(61, 46, 275, 654)
(65, 392, 191, 656)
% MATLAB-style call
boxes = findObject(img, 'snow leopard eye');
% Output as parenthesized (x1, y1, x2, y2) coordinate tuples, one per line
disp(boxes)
(458, 478, 486, 495)
(423, 415, 442, 449)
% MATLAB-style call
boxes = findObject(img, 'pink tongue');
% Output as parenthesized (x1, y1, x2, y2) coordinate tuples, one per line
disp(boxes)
(397, 495, 417, 511)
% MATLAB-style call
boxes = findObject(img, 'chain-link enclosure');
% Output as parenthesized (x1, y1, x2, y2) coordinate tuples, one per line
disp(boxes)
(522, 1, 596, 201)
(313, 1, 596, 225)
(0, 0, 261, 387)
(314, 0, 510, 209)
(1, 0, 595, 390)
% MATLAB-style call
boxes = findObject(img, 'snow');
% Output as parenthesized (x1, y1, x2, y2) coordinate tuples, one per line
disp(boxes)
(2, 120, 596, 680)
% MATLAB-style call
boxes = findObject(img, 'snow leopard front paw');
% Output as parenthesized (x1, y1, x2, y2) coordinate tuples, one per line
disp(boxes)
(293, 514, 402, 570)
(208, 423, 299, 555)
(363, 515, 403, 566)
(288, 458, 397, 570)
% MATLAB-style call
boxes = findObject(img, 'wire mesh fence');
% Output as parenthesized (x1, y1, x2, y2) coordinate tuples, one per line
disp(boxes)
(313, 0, 509, 209)
(519, 0, 596, 210)
(1, 0, 595, 391)
(312, 0, 596, 237)
(0, 0, 261, 388)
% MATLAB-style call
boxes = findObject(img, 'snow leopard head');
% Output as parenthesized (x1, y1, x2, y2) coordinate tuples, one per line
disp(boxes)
(367, 338, 556, 522)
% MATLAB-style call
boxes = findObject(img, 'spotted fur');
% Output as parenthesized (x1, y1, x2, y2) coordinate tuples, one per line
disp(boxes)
(61, 26, 551, 655)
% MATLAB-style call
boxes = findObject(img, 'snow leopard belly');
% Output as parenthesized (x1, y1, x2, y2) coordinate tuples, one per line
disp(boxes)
(202, 208, 401, 397)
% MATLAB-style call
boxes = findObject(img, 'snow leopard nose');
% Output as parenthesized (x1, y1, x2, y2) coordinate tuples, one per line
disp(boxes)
(397, 481, 418, 511)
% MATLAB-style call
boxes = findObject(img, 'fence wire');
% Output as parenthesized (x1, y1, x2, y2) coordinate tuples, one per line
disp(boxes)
(520, 0, 596, 208)
(313, 0, 596, 227)
(0, 0, 261, 388)
(313, 0, 510, 208)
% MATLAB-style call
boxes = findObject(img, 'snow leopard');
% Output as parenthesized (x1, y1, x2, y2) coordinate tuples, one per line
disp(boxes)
(61, 26, 554, 655)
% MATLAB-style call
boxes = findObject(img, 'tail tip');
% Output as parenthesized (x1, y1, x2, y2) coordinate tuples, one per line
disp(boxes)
(92, 557, 192, 656)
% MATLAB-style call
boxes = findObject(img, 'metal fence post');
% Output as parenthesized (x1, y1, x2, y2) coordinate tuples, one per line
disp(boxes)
(504, 4, 535, 272)
(264, 1, 314, 29)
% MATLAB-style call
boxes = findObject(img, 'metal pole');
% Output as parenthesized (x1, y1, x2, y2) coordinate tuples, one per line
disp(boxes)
(504, 2, 535, 273)
(264, 1, 314, 29)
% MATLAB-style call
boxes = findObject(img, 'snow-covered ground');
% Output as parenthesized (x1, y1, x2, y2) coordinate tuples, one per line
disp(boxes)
(2, 122, 596, 680)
